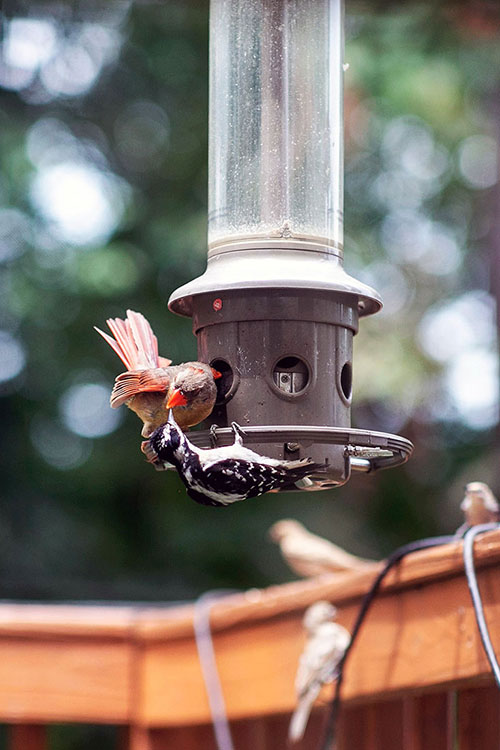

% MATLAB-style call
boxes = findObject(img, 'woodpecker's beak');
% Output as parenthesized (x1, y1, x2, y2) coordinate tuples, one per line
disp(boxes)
(211, 367, 222, 379)
(167, 388, 188, 409)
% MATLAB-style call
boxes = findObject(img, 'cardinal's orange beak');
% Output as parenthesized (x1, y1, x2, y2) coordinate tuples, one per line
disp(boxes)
(211, 367, 222, 379)
(167, 388, 188, 409)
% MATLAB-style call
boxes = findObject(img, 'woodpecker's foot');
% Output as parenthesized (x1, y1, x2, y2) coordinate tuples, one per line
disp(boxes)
(209, 424, 219, 447)
(141, 440, 163, 469)
(231, 421, 246, 445)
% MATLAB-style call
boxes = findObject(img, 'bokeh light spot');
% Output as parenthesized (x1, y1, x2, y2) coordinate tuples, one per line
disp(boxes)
(4, 18, 57, 71)
(458, 135, 498, 190)
(381, 210, 462, 276)
(30, 162, 130, 246)
(418, 291, 496, 363)
(30, 415, 92, 470)
(446, 349, 499, 430)
(40, 44, 99, 98)
(60, 382, 123, 438)
(382, 116, 449, 182)
(0, 331, 26, 383)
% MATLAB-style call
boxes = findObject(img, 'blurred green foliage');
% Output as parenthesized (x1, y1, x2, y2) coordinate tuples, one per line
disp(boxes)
(0, 0, 498, 619)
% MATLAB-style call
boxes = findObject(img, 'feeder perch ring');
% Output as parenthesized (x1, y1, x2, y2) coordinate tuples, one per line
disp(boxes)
(188, 425, 413, 475)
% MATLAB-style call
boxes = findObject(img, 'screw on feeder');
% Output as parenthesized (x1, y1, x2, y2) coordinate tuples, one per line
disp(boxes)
(168, 0, 413, 489)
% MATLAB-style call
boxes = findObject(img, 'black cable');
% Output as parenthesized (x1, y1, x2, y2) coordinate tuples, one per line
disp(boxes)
(193, 589, 240, 750)
(319, 534, 456, 750)
(463, 523, 500, 688)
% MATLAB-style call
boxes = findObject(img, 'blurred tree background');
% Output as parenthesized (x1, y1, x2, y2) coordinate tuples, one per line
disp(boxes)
(0, 0, 499, 609)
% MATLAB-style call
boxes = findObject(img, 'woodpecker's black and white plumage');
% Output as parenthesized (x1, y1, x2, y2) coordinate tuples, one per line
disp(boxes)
(142, 412, 325, 507)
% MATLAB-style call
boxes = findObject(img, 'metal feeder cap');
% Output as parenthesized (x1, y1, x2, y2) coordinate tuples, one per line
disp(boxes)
(168, 245, 382, 318)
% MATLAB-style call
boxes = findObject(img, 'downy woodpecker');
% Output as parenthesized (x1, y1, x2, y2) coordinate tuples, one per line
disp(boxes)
(142, 412, 326, 506)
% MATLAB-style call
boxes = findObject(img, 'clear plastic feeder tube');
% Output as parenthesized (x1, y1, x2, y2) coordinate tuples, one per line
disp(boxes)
(208, 0, 344, 255)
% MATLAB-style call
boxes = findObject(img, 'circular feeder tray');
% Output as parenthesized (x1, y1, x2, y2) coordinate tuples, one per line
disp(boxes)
(188, 424, 413, 476)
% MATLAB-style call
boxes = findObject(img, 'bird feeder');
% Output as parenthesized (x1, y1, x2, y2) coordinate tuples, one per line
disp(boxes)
(169, 0, 413, 487)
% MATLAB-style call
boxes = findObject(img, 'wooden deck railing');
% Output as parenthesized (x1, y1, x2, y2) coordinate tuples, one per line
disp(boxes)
(1, 529, 500, 749)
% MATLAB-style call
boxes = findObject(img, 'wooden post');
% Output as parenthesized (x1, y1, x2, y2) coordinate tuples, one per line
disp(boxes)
(8, 724, 46, 750)
(120, 725, 218, 750)
(339, 700, 404, 750)
(457, 686, 500, 748)
(403, 693, 454, 750)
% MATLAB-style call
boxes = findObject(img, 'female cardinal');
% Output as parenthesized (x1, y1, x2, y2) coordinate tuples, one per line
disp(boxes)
(95, 310, 221, 437)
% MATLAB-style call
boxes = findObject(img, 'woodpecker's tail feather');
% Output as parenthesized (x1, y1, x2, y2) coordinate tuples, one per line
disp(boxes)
(95, 310, 171, 371)
(284, 459, 328, 478)
(110, 368, 172, 408)
(275, 461, 328, 493)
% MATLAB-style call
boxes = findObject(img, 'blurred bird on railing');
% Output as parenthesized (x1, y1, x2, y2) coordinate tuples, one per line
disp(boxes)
(461, 482, 499, 526)
(289, 601, 350, 742)
(95, 309, 220, 437)
(455, 481, 500, 537)
(269, 519, 378, 578)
